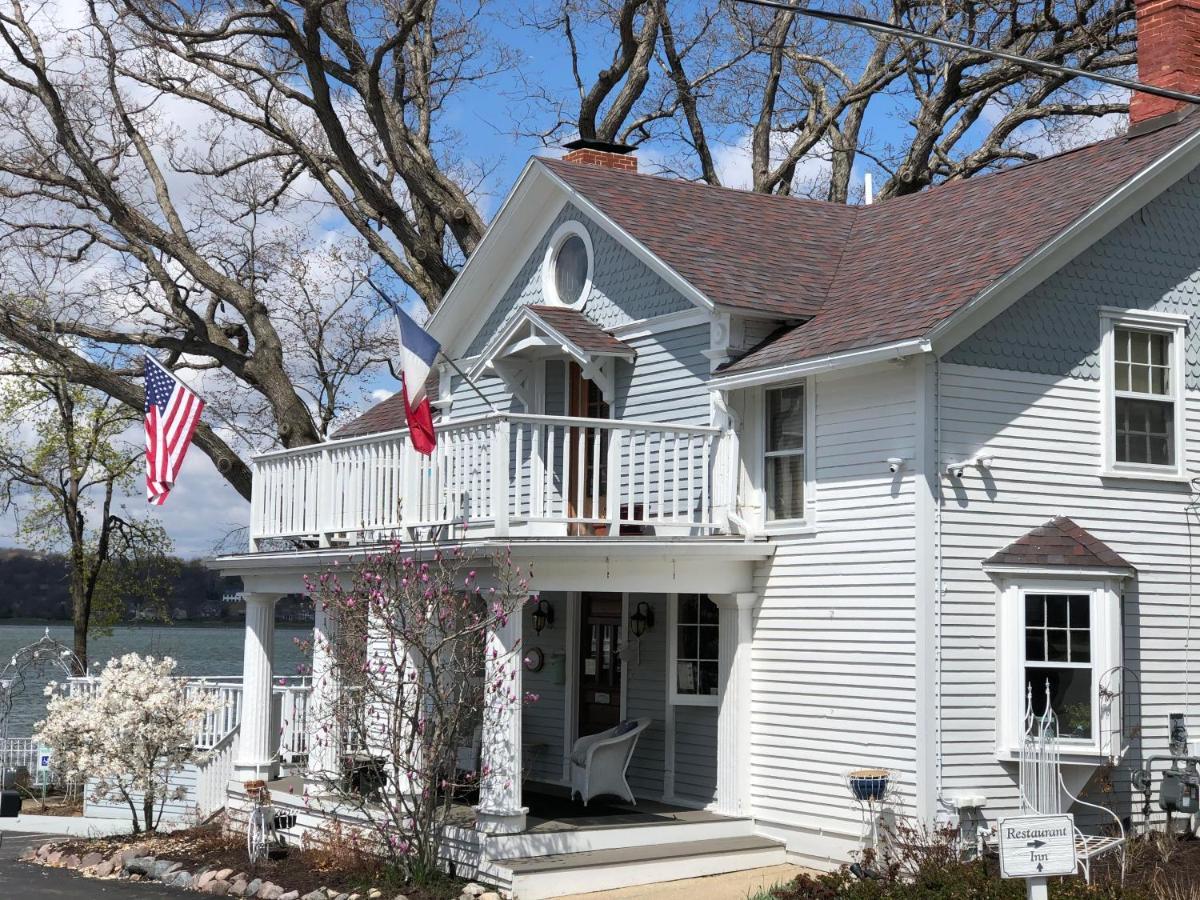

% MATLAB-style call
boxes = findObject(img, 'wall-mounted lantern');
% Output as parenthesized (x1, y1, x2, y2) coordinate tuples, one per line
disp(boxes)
(629, 601, 655, 638)
(531, 597, 555, 634)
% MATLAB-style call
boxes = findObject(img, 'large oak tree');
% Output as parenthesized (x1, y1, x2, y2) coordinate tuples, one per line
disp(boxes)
(0, 0, 1136, 499)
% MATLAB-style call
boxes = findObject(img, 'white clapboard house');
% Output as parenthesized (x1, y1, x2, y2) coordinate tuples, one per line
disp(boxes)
(213, 5, 1200, 895)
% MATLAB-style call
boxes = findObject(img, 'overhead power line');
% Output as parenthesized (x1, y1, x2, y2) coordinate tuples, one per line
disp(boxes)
(732, 0, 1200, 108)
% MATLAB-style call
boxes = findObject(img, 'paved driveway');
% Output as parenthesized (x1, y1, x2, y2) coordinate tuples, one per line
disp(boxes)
(0, 830, 190, 898)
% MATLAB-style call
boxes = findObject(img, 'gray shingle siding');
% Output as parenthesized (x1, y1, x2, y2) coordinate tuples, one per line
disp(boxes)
(465, 203, 693, 358)
(616, 324, 712, 426)
(674, 704, 718, 805)
(946, 170, 1200, 384)
(522, 590, 569, 784)
(624, 592, 667, 799)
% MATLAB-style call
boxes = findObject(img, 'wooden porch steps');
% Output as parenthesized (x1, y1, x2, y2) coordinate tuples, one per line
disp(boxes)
(485, 834, 787, 899)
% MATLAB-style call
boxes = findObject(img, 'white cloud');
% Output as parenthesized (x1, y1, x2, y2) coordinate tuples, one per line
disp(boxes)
(710, 130, 835, 194)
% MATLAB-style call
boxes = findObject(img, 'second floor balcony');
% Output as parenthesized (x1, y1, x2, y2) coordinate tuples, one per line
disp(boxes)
(249, 412, 731, 549)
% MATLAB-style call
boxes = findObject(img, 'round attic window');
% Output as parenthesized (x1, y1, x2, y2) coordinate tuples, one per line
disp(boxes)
(542, 220, 593, 308)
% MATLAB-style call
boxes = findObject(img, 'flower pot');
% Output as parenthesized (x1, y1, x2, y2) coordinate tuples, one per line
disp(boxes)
(848, 769, 889, 802)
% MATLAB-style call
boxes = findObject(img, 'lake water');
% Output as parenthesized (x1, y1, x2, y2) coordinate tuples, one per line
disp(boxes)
(0, 623, 310, 738)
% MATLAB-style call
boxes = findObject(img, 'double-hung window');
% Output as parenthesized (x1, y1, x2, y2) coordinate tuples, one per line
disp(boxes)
(991, 574, 1124, 759)
(1102, 309, 1186, 478)
(1023, 593, 1093, 740)
(671, 593, 720, 705)
(764, 384, 807, 522)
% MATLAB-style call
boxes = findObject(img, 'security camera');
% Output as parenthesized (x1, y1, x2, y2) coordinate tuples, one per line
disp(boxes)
(887, 457, 904, 474)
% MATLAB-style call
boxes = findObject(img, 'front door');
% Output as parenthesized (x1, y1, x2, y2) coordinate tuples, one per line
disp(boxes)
(567, 363, 610, 534)
(578, 592, 622, 736)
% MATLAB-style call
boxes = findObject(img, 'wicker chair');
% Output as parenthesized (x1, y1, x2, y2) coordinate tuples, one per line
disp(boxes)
(569, 718, 651, 806)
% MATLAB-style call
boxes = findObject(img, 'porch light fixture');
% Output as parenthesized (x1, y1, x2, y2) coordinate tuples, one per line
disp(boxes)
(531, 597, 555, 634)
(629, 602, 655, 638)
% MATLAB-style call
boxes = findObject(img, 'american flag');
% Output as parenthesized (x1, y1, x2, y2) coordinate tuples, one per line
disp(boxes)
(144, 354, 205, 505)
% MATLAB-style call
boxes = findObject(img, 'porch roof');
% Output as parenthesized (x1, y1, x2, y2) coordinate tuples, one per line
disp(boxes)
(210, 536, 774, 597)
(469, 303, 635, 382)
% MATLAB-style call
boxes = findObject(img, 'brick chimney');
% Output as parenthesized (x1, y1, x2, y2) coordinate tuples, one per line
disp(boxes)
(1130, 0, 1200, 125)
(562, 138, 638, 172)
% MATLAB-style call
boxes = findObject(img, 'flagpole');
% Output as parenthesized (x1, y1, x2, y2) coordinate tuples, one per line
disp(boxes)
(438, 351, 500, 415)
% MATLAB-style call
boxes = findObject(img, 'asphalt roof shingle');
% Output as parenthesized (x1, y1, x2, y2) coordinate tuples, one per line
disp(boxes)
(543, 112, 1200, 375)
(984, 516, 1133, 571)
(526, 305, 634, 356)
(332, 379, 440, 440)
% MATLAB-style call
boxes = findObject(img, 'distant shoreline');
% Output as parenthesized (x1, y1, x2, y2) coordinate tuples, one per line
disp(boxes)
(0, 619, 313, 628)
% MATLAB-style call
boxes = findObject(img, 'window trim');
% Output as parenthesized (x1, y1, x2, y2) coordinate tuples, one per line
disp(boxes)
(541, 220, 593, 310)
(759, 380, 816, 531)
(668, 593, 720, 707)
(1100, 307, 1187, 480)
(990, 571, 1124, 760)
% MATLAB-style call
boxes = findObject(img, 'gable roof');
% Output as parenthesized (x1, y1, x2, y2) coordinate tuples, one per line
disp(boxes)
(540, 112, 1200, 377)
(526, 305, 634, 356)
(984, 516, 1134, 572)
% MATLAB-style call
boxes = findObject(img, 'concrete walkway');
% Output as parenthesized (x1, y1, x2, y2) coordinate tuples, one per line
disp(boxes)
(553, 864, 806, 900)
(0, 830, 189, 898)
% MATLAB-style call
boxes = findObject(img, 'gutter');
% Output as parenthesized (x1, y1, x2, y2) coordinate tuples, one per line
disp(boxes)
(709, 337, 933, 390)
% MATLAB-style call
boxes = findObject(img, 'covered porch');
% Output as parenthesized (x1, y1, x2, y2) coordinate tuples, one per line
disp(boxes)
(216, 537, 773, 836)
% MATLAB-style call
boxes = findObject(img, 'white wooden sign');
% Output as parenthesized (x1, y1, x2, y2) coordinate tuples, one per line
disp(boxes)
(998, 815, 1077, 879)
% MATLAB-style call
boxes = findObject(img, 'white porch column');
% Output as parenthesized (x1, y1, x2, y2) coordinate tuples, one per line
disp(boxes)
(714, 592, 757, 817)
(235, 592, 280, 781)
(475, 609, 527, 834)
(306, 600, 340, 789)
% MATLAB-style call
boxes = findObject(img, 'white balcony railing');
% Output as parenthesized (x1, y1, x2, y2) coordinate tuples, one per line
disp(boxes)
(249, 412, 728, 547)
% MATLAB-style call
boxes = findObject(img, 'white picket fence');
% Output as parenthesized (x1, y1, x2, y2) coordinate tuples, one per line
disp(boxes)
(250, 412, 726, 546)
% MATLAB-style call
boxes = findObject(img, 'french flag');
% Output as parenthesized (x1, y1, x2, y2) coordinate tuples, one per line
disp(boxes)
(387, 299, 439, 455)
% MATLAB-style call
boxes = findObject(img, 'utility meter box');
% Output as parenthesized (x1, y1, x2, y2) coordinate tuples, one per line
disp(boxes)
(1159, 769, 1200, 815)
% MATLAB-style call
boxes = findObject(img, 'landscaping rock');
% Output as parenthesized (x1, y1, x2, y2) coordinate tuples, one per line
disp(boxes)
(169, 871, 194, 888)
(244, 877, 264, 898)
(125, 856, 157, 877)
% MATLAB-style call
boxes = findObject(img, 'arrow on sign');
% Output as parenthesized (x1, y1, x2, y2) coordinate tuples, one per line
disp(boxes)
(1027, 839, 1046, 849)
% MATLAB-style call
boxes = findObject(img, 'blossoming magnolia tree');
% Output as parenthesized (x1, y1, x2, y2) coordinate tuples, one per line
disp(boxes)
(36, 653, 219, 833)
(304, 542, 531, 883)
